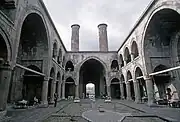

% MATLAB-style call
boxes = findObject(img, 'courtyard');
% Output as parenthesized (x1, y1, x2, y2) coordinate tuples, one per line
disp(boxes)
(1, 99, 180, 122)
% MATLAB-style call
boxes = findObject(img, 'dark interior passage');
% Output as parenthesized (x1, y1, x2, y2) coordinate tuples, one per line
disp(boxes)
(65, 77, 75, 99)
(22, 65, 43, 105)
(110, 78, 120, 99)
(79, 59, 106, 98)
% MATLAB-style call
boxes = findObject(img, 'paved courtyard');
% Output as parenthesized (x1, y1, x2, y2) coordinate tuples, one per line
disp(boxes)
(1, 99, 180, 122)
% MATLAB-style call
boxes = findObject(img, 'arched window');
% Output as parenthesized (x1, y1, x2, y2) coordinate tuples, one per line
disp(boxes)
(52, 42, 57, 59)
(131, 41, 139, 59)
(111, 60, 119, 71)
(65, 61, 74, 72)
(57, 48, 62, 64)
(119, 54, 124, 67)
(124, 47, 131, 64)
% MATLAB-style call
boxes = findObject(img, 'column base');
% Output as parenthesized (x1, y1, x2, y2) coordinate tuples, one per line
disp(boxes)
(39, 101, 48, 108)
(61, 97, 66, 100)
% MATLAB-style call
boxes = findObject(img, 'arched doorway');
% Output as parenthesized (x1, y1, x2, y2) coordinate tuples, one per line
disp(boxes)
(121, 74, 127, 99)
(56, 72, 60, 94)
(127, 71, 135, 100)
(79, 59, 106, 98)
(153, 65, 171, 99)
(86, 83, 95, 99)
(135, 67, 147, 102)
(48, 68, 55, 103)
(143, 9, 180, 98)
(119, 54, 124, 67)
(65, 77, 75, 99)
(110, 78, 120, 99)
(22, 65, 43, 105)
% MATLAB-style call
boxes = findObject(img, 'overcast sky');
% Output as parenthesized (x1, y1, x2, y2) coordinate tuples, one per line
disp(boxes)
(42, 0, 152, 51)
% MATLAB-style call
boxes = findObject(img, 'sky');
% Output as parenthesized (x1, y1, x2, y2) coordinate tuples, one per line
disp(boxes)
(42, 0, 152, 51)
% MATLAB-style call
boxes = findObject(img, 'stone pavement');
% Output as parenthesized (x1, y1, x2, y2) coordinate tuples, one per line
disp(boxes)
(1, 101, 71, 122)
(115, 100, 180, 122)
(43, 99, 167, 122)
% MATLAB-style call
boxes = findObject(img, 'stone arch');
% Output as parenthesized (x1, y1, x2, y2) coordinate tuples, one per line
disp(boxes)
(65, 60, 74, 72)
(14, 6, 50, 76)
(131, 41, 139, 59)
(77, 56, 108, 75)
(110, 78, 120, 99)
(135, 67, 147, 101)
(124, 47, 131, 64)
(57, 48, 62, 64)
(127, 70, 135, 100)
(119, 54, 124, 67)
(47, 67, 55, 102)
(110, 60, 119, 71)
(79, 57, 107, 98)
(142, 5, 180, 75)
(52, 42, 58, 59)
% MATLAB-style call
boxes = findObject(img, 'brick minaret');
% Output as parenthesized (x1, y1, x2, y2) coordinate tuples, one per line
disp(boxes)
(98, 23, 108, 51)
(71, 24, 80, 51)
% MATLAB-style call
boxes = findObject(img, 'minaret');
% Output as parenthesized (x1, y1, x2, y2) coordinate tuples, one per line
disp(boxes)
(71, 24, 80, 51)
(98, 23, 108, 51)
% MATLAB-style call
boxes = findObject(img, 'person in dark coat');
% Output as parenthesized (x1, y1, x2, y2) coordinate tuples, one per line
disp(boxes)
(54, 93, 58, 107)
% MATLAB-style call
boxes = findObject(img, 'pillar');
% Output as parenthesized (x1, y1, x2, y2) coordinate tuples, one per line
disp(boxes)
(50, 80, 56, 103)
(144, 76, 155, 106)
(62, 82, 65, 99)
(57, 81, 62, 101)
(133, 79, 141, 103)
(126, 82, 131, 100)
(74, 84, 79, 99)
(107, 85, 111, 98)
(124, 60, 127, 66)
(41, 78, 49, 107)
(131, 53, 135, 60)
(0, 62, 12, 112)
(120, 83, 124, 99)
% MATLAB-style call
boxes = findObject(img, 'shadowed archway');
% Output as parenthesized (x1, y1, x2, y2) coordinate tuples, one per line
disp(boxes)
(79, 59, 106, 98)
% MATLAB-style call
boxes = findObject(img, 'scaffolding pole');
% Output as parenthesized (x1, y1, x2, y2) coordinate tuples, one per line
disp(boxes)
(16, 63, 45, 77)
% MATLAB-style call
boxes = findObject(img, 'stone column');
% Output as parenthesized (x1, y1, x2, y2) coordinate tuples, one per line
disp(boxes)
(62, 82, 65, 100)
(98, 23, 108, 51)
(124, 60, 127, 66)
(0, 62, 12, 112)
(57, 81, 62, 101)
(50, 80, 56, 103)
(107, 85, 111, 98)
(120, 83, 124, 99)
(133, 79, 141, 103)
(41, 78, 49, 107)
(74, 84, 80, 103)
(131, 53, 135, 60)
(145, 76, 155, 106)
(126, 82, 131, 100)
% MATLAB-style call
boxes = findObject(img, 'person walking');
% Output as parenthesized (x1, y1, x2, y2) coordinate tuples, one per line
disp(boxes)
(54, 93, 58, 107)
